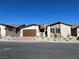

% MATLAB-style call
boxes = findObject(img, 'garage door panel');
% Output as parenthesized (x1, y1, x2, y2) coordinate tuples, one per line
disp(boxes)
(23, 30, 36, 36)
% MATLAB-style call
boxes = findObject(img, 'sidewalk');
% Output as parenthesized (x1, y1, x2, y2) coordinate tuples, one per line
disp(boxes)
(0, 36, 79, 43)
(0, 39, 79, 43)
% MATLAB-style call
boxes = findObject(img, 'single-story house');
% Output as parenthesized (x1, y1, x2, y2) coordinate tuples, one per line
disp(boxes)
(71, 26, 79, 37)
(17, 24, 41, 37)
(46, 22, 71, 38)
(0, 24, 16, 37)
(1, 22, 79, 38)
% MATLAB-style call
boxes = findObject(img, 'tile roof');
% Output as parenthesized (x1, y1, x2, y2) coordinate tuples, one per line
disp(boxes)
(8, 24, 79, 29)
(0, 24, 16, 28)
(71, 24, 79, 29)
(16, 24, 41, 29)
(9, 24, 22, 28)
(47, 22, 72, 26)
(1, 23, 79, 29)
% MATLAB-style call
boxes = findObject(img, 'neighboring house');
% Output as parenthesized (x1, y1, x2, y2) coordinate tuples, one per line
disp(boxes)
(71, 26, 79, 37)
(0, 24, 16, 37)
(46, 22, 71, 38)
(18, 24, 41, 37)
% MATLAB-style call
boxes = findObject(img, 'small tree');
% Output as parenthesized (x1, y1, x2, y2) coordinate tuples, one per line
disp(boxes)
(67, 34, 72, 40)
(77, 37, 79, 40)
(54, 34, 57, 40)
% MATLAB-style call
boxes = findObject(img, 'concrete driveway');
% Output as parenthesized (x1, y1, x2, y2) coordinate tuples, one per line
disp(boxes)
(0, 42, 79, 59)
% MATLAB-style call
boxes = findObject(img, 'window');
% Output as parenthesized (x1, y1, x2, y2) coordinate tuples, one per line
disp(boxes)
(50, 28, 53, 33)
(56, 28, 60, 33)
(52, 28, 55, 33)
(50, 28, 55, 33)
(58, 28, 60, 33)
(51, 28, 60, 33)
(56, 28, 58, 33)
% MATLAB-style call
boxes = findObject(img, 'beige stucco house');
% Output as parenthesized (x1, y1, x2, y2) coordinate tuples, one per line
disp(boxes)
(18, 24, 41, 37)
(46, 22, 71, 38)
(0, 24, 16, 37)
(0, 22, 76, 38)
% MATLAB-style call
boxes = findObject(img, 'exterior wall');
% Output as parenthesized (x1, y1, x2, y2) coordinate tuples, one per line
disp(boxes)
(47, 24, 61, 37)
(0, 25, 6, 37)
(47, 24, 71, 38)
(60, 24, 71, 37)
(43, 32, 46, 37)
(20, 26, 40, 37)
(16, 31, 20, 37)
(6, 28, 16, 37)
(77, 28, 79, 37)
(0, 25, 17, 37)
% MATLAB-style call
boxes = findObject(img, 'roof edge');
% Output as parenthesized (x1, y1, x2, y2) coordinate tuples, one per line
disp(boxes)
(47, 22, 71, 27)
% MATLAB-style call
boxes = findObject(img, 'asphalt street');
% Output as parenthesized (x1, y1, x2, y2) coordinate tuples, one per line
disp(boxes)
(0, 42, 79, 59)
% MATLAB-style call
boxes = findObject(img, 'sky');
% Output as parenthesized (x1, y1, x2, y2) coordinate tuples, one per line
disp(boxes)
(0, 0, 79, 24)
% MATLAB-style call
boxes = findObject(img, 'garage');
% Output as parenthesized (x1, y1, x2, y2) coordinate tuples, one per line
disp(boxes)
(23, 29, 36, 37)
(20, 24, 40, 37)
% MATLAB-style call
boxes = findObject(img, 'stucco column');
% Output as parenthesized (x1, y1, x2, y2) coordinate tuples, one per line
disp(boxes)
(47, 26, 50, 37)
(20, 29, 23, 37)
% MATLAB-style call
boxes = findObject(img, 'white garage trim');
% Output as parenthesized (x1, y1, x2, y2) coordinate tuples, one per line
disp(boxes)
(20, 25, 40, 37)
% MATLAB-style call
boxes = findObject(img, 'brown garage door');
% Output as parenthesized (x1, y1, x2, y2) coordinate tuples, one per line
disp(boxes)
(23, 29, 36, 37)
